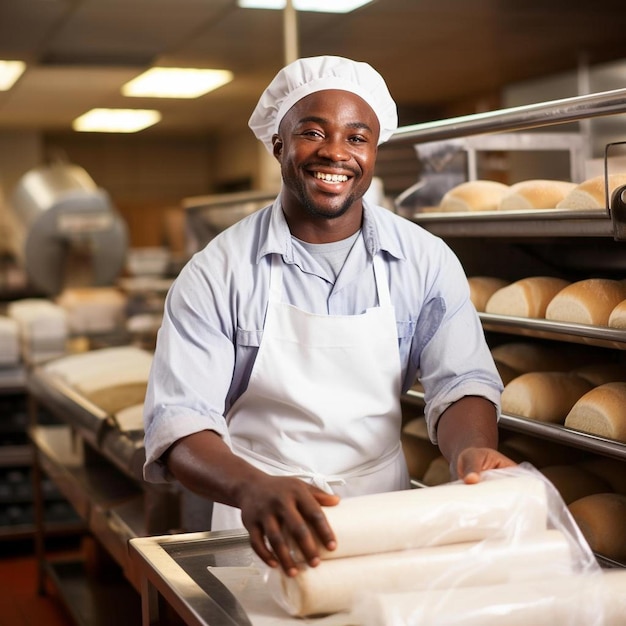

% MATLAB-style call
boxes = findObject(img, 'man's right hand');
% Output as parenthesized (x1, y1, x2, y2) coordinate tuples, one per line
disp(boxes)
(237, 475, 340, 576)
(164, 430, 340, 577)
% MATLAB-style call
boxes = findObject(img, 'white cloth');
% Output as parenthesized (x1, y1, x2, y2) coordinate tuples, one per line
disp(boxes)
(248, 56, 398, 152)
(211, 253, 409, 530)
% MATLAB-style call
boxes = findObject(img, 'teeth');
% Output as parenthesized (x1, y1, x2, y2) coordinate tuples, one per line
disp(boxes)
(314, 172, 348, 183)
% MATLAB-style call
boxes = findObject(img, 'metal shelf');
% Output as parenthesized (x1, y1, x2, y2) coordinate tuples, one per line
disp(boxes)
(478, 313, 626, 350)
(410, 208, 617, 239)
(389, 87, 626, 145)
(402, 389, 626, 462)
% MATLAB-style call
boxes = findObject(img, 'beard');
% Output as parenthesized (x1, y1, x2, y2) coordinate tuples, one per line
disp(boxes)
(285, 174, 362, 220)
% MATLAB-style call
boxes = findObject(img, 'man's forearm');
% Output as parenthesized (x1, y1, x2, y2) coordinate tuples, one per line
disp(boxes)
(436, 395, 500, 476)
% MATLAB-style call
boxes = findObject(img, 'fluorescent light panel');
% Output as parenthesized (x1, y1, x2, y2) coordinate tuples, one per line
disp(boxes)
(0, 60, 26, 90)
(238, 0, 372, 13)
(122, 67, 233, 99)
(72, 108, 161, 133)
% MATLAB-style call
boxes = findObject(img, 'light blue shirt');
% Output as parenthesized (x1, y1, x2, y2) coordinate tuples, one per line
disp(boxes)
(143, 199, 503, 482)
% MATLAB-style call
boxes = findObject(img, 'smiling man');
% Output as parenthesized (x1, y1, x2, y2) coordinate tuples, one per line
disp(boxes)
(143, 56, 514, 578)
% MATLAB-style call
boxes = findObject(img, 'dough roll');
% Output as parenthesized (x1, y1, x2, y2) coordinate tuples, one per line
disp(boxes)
(310, 475, 549, 561)
(354, 569, 626, 626)
(269, 530, 573, 617)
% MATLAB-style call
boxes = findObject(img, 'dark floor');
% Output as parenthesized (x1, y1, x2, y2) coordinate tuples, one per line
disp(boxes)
(0, 537, 80, 626)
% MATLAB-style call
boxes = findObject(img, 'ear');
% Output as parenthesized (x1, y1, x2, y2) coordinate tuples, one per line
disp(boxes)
(272, 134, 283, 160)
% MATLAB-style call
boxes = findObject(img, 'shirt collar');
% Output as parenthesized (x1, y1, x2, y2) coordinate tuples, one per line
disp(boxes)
(255, 196, 406, 263)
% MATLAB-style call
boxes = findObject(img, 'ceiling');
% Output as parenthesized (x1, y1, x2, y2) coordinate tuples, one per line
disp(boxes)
(1, 0, 626, 138)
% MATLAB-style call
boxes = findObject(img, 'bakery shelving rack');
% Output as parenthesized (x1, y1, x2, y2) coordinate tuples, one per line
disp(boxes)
(388, 86, 626, 458)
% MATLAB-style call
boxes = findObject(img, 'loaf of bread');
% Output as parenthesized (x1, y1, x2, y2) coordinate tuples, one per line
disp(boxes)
(579, 457, 626, 496)
(422, 455, 451, 486)
(608, 299, 626, 329)
(540, 464, 612, 504)
(498, 180, 577, 211)
(491, 342, 576, 373)
(485, 276, 570, 318)
(556, 173, 626, 210)
(467, 276, 509, 312)
(568, 492, 626, 561)
(545, 278, 626, 326)
(498, 434, 580, 468)
(571, 362, 626, 386)
(439, 180, 510, 212)
(495, 360, 520, 386)
(401, 418, 440, 480)
(564, 382, 626, 442)
(501, 372, 593, 423)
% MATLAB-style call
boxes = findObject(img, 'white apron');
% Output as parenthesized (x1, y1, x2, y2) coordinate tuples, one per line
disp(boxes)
(211, 252, 409, 530)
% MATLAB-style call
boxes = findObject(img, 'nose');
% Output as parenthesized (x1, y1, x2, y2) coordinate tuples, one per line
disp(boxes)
(317, 135, 349, 162)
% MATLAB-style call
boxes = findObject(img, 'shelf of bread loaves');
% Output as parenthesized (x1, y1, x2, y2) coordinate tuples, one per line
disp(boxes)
(410, 174, 626, 239)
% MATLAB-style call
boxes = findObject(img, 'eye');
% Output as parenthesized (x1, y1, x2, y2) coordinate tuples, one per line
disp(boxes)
(300, 129, 324, 139)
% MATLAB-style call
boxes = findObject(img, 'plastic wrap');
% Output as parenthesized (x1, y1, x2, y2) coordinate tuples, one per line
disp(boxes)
(264, 463, 608, 622)
(352, 569, 626, 626)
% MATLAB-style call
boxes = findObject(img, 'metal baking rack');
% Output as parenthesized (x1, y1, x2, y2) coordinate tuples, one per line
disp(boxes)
(389, 86, 626, 240)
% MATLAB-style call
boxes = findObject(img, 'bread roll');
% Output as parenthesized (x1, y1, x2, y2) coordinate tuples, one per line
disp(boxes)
(498, 180, 576, 211)
(491, 342, 575, 373)
(467, 276, 509, 312)
(571, 362, 626, 386)
(495, 360, 520, 386)
(439, 180, 510, 212)
(422, 456, 451, 486)
(540, 464, 611, 504)
(564, 382, 626, 442)
(501, 372, 593, 423)
(498, 434, 580, 468)
(545, 278, 626, 326)
(568, 493, 626, 561)
(608, 299, 626, 329)
(556, 173, 626, 210)
(485, 276, 570, 318)
(579, 457, 626, 496)
(401, 418, 440, 480)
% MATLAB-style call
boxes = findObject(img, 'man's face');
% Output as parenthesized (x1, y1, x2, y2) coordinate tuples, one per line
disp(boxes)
(272, 89, 379, 222)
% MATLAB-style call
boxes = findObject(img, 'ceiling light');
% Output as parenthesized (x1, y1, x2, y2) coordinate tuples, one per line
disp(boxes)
(72, 109, 161, 133)
(122, 67, 233, 99)
(0, 60, 26, 91)
(238, 0, 372, 13)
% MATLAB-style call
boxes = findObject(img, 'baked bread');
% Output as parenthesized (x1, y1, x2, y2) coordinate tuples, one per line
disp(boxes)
(501, 371, 593, 423)
(568, 493, 626, 561)
(467, 276, 509, 312)
(485, 276, 570, 318)
(540, 464, 611, 504)
(498, 179, 576, 211)
(579, 457, 626, 496)
(556, 173, 626, 210)
(401, 418, 440, 480)
(546, 278, 626, 326)
(422, 456, 451, 486)
(439, 180, 510, 212)
(608, 299, 626, 329)
(579, 456, 626, 496)
(571, 362, 626, 386)
(491, 342, 576, 373)
(498, 434, 579, 468)
(564, 382, 626, 443)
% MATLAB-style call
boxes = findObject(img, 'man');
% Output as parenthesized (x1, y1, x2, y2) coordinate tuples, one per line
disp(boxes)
(143, 55, 514, 578)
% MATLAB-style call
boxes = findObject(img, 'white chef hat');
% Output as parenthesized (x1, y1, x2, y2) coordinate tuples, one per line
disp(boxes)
(248, 55, 398, 153)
